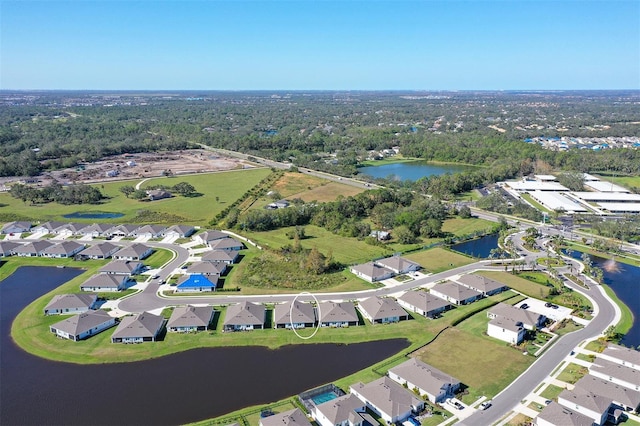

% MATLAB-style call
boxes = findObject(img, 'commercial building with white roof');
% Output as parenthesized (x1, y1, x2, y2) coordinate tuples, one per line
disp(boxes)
(584, 180, 630, 193)
(529, 191, 589, 213)
(505, 180, 569, 192)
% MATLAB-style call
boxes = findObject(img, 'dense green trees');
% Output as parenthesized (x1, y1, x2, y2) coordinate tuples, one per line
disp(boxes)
(9, 182, 104, 205)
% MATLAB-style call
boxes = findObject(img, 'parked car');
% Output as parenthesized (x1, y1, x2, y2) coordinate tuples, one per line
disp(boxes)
(545, 302, 552, 307)
(520, 303, 529, 309)
(480, 400, 492, 410)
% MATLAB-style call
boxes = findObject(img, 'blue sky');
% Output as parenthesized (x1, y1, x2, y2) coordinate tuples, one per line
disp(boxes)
(1, 1, 638, 90)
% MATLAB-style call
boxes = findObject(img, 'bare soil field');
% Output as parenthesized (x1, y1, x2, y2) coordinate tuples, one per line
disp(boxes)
(0, 150, 256, 189)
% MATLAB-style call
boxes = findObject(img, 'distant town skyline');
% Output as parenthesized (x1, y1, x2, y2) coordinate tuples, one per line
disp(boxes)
(1, 0, 638, 90)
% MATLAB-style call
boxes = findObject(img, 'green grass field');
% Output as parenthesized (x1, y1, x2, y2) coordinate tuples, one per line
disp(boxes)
(556, 362, 589, 384)
(0, 168, 272, 226)
(243, 225, 392, 265)
(441, 217, 497, 237)
(477, 271, 552, 298)
(539, 384, 564, 400)
(405, 247, 475, 273)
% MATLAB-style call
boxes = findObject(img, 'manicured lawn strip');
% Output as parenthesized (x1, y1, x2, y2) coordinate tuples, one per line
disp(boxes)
(540, 384, 564, 400)
(585, 340, 607, 353)
(553, 320, 583, 336)
(415, 326, 535, 403)
(405, 247, 475, 273)
(477, 270, 551, 298)
(143, 248, 174, 269)
(563, 241, 640, 267)
(602, 284, 635, 336)
(441, 217, 497, 237)
(0, 168, 272, 226)
(294, 181, 365, 202)
(244, 225, 392, 265)
(575, 353, 595, 363)
(556, 363, 589, 384)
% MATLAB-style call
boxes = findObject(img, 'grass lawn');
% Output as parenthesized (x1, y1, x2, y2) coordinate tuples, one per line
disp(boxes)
(415, 326, 535, 402)
(143, 248, 174, 269)
(599, 174, 640, 190)
(294, 181, 365, 202)
(243, 225, 392, 265)
(477, 271, 551, 298)
(540, 384, 565, 400)
(585, 340, 607, 353)
(0, 168, 272, 226)
(602, 285, 635, 336)
(506, 413, 533, 426)
(556, 363, 589, 385)
(575, 353, 595, 363)
(441, 217, 497, 237)
(553, 319, 583, 336)
(405, 247, 475, 273)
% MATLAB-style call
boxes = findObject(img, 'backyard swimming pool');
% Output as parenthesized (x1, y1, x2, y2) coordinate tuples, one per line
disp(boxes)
(311, 391, 339, 405)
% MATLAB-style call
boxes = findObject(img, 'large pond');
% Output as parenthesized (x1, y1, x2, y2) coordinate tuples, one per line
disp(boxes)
(451, 234, 500, 259)
(63, 211, 124, 219)
(0, 267, 409, 426)
(563, 250, 640, 347)
(358, 161, 476, 181)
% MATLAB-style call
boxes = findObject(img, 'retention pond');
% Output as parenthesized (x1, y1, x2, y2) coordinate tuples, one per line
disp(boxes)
(1, 266, 408, 425)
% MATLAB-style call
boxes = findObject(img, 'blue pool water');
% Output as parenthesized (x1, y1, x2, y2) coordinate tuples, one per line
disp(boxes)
(311, 391, 339, 405)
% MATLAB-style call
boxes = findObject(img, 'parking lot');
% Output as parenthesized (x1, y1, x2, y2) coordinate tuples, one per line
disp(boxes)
(515, 298, 573, 323)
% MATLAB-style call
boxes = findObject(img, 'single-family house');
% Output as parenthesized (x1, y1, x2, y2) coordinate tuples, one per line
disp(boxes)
(209, 238, 244, 251)
(81, 242, 121, 259)
(430, 282, 482, 305)
(312, 393, 367, 426)
(374, 256, 420, 274)
(56, 222, 89, 237)
(146, 189, 172, 201)
(175, 274, 218, 293)
(535, 401, 596, 426)
(41, 241, 85, 258)
(0, 241, 21, 257)
(388, 358, 461, 404)
(44, 293, 98, 315)
(266, 199, 290, 210)
(370, 230, 391, 241)
(350, 377, 425, 424)
(106, 224, 140, 237)
(133, 224, 167, 238)
(487, 317, 526, 344)
(185, 261, 226, 276)
(318, 302, 360, 328)
(99, 260, 145, 276)
(111, 312, 165, 343)
(274, 301, 316, 329)
(589, 358, 640, 391)
(80, 223, 112, 237)
(223, 302, 265, 331)
(259, 408, 311, 426)
(1, 221, 32, 234)
(487, 303, 546, 330)
(456, 274, 508, 296)
(32, 221, 66, 234)
(558, 388, 614, 426)
(601, 344, 640, 371)
(193, 230, 228, 246)
(397, 289, 451, 318)
(575, 375, 640, 414)
(14, 240, 54, 257)
(167, 305, 214, 332)
(50, 310, 116, 341)
(163, 224, 196, 238)
(201, 250, 239, 264)
(349, 262, 394, 283)
(80, 274, 132, 292)
(113, 243, 153, 260)
(357, 297, 408, 324)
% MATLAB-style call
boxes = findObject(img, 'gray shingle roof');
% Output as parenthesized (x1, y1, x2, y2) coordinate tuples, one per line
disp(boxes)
(81, 274, 126, 289)
(574, 375, 640, 410)
(165, 225, 196, 237)
(0, 241, 21, 254)
(314, 394, 365, 425)
(591, 358, 640, 385)
(99, 260, 143, 275)
(135, 224, 167, 235)
(488, 303, 545, 329)
(350, 376, 423, 419)
(114, 243, 152, 259)
(186, 261, 225, 275)
(389, 358, 460, 398)
(36, 221, 66, 232)
(111, 312, 164, 340)
(457, 274, 507, 293)
(358, 297, 407, 321)
(201, 250, 238, 263)
(81, 223, 112, 235)
(1, 221, 32, 233)
(536, 401, 595, 426)
(603, 343, 640, 367)
(259, 408, 311, 426)
(431, 281, 481, 302)
(42, 241, 84, 256)
(319, 302, 359, 324)
(559, 387, 613, 414)
(398, 290, 450, 314)
(351, 262, 394, 280)
(14, 240, 54, 255)
(82, 242, 121, 257)
(375, 256, 420, 273)
(44, 293, 97, 313)
(489, 317, 524, 333)
(273, 301, 316, 325)
(167, 306, 214, 329)
(197, 230, 228, 242)
(209, 238, 243, 250)
(50, 310, 114, 337)
(224, 302, 265, 327)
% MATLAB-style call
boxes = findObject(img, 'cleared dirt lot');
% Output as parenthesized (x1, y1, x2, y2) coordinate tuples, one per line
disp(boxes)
(40, 150, 255, 185)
